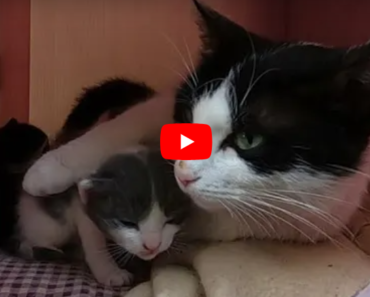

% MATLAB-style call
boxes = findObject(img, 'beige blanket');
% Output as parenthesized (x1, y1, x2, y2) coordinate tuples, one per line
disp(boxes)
(125, 204, 370, 297)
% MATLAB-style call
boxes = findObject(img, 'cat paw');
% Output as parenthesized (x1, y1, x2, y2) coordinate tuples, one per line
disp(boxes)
(95, 268, 133, 287)
(22, 150, 75, 196)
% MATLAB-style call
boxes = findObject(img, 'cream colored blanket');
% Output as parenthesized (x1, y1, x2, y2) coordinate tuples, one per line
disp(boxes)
(125, 206, 370, 297)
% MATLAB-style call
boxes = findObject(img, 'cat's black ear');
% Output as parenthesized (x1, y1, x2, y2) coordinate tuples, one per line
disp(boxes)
(4, 118, 19, 128)
(337, 42, 370, 84)
(192, 0, 274, 53)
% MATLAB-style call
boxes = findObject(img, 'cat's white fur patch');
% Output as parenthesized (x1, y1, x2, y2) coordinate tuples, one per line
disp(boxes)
(17, 191, 75, 252)
(193, 80, 233, 147)
(180, 79, 234, 178)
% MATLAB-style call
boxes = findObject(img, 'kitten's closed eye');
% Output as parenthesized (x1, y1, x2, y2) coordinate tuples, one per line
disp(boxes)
(165, 217, 182, 225)
(118, 220, 138, 229)
(106, 219, 138, 229)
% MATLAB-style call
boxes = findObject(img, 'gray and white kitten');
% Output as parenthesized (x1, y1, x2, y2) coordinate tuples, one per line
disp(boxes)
(17, 148, 191, 286)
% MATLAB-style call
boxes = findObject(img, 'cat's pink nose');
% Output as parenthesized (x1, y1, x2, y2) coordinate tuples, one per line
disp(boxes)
(143, 242, 160, 253)
(178, 177, 200, 187)
(175, 161, 200, 187)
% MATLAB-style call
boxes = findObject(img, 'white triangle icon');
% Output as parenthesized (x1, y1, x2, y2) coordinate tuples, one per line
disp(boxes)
(181, 134, 194, 150)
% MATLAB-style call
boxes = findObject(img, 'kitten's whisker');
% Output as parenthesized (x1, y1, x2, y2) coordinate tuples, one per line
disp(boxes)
(172, 240, 188, 249)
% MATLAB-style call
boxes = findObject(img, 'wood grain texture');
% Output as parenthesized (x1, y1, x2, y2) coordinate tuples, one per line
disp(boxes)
(0, 0, 30, 125)
(29, 0, 286, 135)
(287, 0, 370, 46)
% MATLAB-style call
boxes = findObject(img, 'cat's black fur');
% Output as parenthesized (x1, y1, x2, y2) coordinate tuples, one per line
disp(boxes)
(175, 0, 370, 176)
(0, 119, 49, 247)
(54, 78, 155, 146)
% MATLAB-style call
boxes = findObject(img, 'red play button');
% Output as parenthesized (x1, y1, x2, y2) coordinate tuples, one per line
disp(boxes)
(160, 124, 212, 160)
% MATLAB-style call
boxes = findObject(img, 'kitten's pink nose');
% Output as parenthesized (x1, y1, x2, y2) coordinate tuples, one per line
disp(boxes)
(143, 242, 160, 253)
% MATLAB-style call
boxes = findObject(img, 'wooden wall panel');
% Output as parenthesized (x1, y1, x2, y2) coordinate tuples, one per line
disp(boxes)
(287, 0, 370, 46)
(0, 0, 30, 125)
(29, 0, 286, 135)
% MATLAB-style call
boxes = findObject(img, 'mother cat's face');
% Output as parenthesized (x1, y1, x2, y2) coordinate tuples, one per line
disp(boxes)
(174, 1, 370, 212)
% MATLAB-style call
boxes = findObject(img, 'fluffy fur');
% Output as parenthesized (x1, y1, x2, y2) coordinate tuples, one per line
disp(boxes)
(23, 0, 370, 245)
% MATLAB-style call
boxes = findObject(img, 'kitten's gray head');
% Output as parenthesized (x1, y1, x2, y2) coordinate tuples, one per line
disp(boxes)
(173, 1, 370, 239)
(79, 149, 191, 260)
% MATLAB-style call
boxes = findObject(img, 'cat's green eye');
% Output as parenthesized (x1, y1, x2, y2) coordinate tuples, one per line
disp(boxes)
(235, 133, 264, 150)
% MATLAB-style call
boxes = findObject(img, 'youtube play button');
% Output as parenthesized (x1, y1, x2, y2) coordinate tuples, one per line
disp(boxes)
(160, 124, 212, 160)
(181, 134, 194, 149)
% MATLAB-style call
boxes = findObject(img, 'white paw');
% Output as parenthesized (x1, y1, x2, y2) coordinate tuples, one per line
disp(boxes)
(95, 268, 133, 287)
(22, 150, 75, 196)
(18, 241, 34, 259)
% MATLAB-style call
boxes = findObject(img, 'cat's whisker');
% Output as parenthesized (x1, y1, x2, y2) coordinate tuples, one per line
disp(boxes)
(269, 188, 364, 209)
(239, 32, 257, 109)
(234, 198, 318, 243)
(249, 198, 347, 249)
(250, 199, 361, 256)
(327, 164, 370, 181)
(223, 198, 267, 237)
(195, 77, 225, 91)
(218, 199, 235, 219)
(212, 191, 325, 243)
(237, 67, 279, 121)
(226, 196, 278, 233)
(203, 191, 274, 236)
(163, 65, 194, 91)
(252, 191, 355, 240)
(161, 33, 197, 88)
(233, 199, 277, 236)
(183, 37, 198, 83)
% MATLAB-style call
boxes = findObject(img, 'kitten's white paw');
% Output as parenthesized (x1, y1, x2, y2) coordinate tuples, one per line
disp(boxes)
(22, 150, 75, 196)
(18, 241, 34, 259)
(95, 268, 133, 287)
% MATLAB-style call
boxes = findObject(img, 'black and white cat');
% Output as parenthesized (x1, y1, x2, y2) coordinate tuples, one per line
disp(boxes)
(173, 0, 370, 243)
(23, 0, 370, 244)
